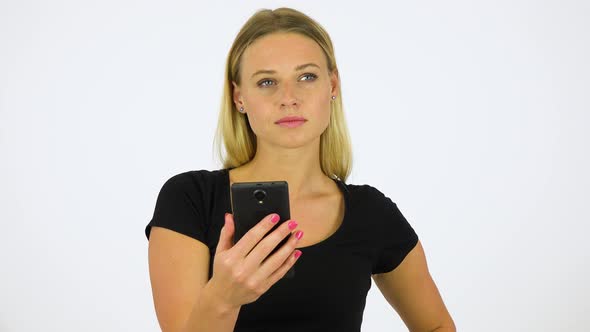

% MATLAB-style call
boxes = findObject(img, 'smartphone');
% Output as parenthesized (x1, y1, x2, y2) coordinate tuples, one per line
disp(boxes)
(230, 180, 295, 279)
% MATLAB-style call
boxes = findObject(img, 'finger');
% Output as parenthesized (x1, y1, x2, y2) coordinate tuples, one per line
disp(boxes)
(267, 249, 302, 285)
(216, 213, 235, 252)
(245, 219, 298, 268)
(232, 213, 280, 258)
(256, 228, 302, 278)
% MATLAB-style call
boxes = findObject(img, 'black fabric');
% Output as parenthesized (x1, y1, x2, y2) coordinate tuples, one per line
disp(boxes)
(145, 168, 419, 332)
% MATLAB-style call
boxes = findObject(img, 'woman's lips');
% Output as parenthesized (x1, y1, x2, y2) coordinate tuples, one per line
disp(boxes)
(276, 120, 306, 128)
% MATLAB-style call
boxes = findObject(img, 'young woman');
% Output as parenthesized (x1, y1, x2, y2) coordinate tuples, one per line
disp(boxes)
(145, 7, 455, 332)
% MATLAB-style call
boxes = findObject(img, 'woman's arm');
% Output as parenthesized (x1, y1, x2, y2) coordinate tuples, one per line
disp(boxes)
(148, 226, 240, 332)
(372, 240, 456, 332)
(148, 212, 302, 332)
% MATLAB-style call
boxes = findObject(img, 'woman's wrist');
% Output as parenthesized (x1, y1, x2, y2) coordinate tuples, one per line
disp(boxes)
(180, 282, 242, 332)
(199, 281, 241, 317)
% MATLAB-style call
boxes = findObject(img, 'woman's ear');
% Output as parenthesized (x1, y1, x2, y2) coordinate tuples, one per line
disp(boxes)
(329, 69, 339, 96)
(232, 81, 242, 109)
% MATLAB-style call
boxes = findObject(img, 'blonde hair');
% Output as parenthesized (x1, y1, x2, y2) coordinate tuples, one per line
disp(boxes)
(213, 7, 353, 182)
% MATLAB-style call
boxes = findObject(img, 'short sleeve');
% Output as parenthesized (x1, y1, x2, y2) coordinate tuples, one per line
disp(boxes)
(371, 189, 419, 275)
(144, 173, 207, 244)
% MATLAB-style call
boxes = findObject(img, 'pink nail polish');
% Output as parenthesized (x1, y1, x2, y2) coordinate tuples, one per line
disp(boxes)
(288, 220, 298, 230)
(271, 214, 280, 223)
(294, 250, 302, 259)
(295, 230, 304, 240)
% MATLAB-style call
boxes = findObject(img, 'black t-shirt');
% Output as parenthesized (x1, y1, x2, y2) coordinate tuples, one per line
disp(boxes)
(145, 168, 418, 332)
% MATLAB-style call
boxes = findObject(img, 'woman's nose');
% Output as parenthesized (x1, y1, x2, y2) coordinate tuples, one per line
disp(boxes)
(279, 82, 299, 107)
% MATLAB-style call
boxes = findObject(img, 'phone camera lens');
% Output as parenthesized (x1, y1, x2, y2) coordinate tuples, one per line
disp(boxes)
(253, 189, 266, 201)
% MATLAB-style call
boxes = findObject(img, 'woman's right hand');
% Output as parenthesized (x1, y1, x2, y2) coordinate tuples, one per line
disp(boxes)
(206, 212, 303, 309)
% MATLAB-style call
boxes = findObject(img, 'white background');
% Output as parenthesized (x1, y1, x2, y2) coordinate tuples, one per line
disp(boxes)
(1, 1, 589, 331)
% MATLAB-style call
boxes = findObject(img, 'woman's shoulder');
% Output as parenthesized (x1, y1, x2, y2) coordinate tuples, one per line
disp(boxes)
(344, 180, 411, 221)
(343, 180, 394, 206)
(146, 169, 227, 242)
(345, 180, 417, 238)
(160, 168, 227, 185)
(155, 168, 228, 200)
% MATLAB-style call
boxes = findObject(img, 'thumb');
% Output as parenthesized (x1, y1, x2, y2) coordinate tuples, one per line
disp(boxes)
(216, 213, 235, 252)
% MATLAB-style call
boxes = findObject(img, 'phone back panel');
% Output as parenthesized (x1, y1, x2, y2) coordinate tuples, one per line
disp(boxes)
(231, 181, 291, 242)
(230, 181, 294, 278)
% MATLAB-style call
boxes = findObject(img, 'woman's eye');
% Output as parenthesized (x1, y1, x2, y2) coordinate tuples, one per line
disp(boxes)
(300, 73, 317, 81)
(258, 79, 274, 87)
(257, 73, 317, 88)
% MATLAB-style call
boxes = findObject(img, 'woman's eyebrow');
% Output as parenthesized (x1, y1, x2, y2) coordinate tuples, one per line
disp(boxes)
(251, 63, 320, 78)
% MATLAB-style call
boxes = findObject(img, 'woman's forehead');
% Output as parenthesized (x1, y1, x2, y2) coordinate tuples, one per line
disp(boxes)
(241, 32, 327, 75)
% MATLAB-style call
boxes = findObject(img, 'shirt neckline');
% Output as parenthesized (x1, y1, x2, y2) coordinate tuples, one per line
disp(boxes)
(219, 168, 349, 250)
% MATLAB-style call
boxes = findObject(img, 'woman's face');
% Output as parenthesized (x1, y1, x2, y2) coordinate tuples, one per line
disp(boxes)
(233, 32, 338, 149)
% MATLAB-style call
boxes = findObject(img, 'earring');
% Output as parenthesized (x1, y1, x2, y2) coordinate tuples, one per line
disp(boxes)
(331, 95, 336, 100)
(239, 106, 245, 113)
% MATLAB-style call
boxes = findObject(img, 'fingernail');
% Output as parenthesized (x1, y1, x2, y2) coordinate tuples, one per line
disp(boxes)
(288, 220, 298, 230)
(294, 250, 302, 259)
(295, 230, 304, 240)
(225, 213, 229, 219)
(271, 214, 280, 223)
